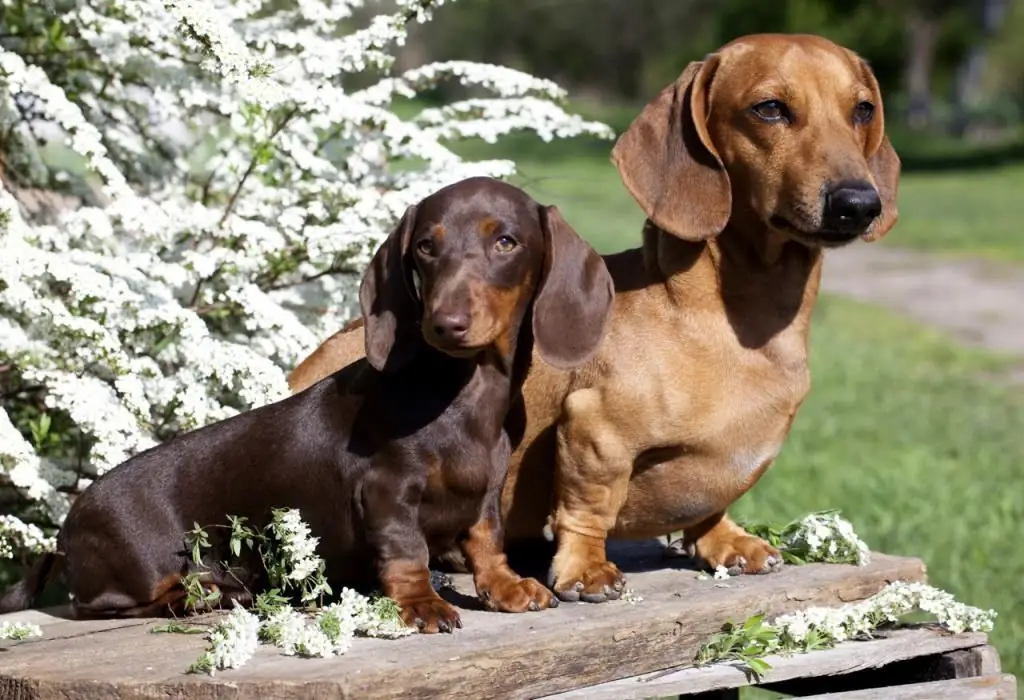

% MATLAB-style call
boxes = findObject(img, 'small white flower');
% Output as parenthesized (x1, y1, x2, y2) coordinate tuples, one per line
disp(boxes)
(620, 588, 643, 604)
(191, 603, 260, 675)
(0, 621, 43, 640)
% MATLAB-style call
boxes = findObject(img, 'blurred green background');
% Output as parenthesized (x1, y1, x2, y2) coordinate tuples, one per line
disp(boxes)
(399, 0, 1024, 690)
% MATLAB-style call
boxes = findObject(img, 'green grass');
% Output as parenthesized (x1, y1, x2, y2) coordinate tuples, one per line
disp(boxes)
(734, 296, 1024, 682)
(449, 128, 1024, 684)
(882, 163, 1024, 263)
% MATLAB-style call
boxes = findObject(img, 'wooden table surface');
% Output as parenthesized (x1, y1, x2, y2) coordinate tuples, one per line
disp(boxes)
(0, 541, 928, 700)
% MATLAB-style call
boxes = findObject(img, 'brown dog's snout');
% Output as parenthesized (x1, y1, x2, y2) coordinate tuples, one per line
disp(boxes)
(822, 180, 882, 237)
(430, 310, 470, 343)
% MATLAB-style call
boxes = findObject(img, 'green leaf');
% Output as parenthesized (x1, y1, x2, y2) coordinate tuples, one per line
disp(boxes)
(151, 621, 206, 635)
(745, 656, 773, 677)
(742, 613, 765, 632)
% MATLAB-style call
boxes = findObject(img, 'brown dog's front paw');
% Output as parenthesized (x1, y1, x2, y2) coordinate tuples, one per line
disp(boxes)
(697, 534, 783, 575)
(397, 596, 463, 634)
(548, 559, 626, 603)
(479, 576, 559, 613)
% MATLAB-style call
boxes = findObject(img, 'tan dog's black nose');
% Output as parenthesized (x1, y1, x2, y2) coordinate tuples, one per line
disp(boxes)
(823, 181, 882, 234)
(432, 311, 470, 342)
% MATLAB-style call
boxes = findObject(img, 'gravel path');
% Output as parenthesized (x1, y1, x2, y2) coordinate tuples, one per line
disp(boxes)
(821, 245, 1024, 376)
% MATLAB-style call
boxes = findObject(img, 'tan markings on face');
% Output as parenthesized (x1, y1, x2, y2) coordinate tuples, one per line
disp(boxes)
(462, 271, 533, 357)
(478, 218, 500, 237)
(431, 223, 446, 240)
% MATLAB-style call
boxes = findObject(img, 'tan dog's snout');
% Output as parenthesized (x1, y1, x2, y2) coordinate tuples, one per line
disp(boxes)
(822, 180, 882, 234)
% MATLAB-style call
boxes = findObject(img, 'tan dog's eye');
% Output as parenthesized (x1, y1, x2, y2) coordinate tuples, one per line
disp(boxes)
(854, 101, 875, 125)
(751, 100, 790, 123)
(494, 235, 518, 253)
(416, 239, 436, 256)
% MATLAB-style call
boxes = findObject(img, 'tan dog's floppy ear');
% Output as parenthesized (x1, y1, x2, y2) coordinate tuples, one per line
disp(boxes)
(611, 56, 731, 241)
(359, 204, 419, 372)
(851, 53, 901, 241)
(532, 206, 614, 369)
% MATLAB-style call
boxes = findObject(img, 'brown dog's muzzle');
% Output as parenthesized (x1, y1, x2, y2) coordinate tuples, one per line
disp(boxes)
(422, 271, 498, 354)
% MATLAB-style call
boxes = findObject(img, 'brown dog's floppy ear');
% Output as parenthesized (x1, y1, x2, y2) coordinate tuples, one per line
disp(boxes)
(532, 205, 614, 369)
(611, 56, 731, 241)
(862, 135, 900, 241)
(359, 204, 419, 372)
(851, 53, 901, 242)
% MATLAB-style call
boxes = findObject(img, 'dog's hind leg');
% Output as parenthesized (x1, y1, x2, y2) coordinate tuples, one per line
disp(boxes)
(72, 571, 252, 618)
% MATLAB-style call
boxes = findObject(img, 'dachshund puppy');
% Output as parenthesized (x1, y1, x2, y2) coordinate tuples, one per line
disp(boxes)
(0, 177, 614, 633)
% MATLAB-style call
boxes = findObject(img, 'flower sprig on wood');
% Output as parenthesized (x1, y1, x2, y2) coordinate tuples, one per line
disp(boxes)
(175, 508, 412, 675)
(740, 510, 871, 566)
(696, 581, 997, 679)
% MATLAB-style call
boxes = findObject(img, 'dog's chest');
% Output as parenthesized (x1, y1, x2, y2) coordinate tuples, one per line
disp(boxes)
(421, 430, 507, 537)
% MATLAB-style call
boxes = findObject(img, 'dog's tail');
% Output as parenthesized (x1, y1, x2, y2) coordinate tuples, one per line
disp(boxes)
(0, 552, 61, 614)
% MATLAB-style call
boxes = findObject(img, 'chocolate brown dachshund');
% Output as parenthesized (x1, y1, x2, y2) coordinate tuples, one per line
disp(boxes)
(0, 177, 614, 632)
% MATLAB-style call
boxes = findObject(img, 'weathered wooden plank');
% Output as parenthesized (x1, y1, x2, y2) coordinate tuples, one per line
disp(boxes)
(796, 673, 1018, 699)
(0, 547, 927, 700)
(931, 644, 1002, 677)
(761, 641, 1004, 696)
(541, 628, 989, 699)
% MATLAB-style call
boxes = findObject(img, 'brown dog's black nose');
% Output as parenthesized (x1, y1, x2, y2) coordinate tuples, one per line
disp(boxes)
(432, 312, 470, 342)
(823, 181, 882, 234)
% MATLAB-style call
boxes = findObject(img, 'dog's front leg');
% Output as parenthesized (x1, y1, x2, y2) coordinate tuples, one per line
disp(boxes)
(363, 474, 462, 634)
(460, 495, 558, 614)
(548, 388, 631, 603)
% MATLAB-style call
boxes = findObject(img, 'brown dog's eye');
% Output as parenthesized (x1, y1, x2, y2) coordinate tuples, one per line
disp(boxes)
(854, 101, 875, 125)
(751, 100, 790, 123)
(494, 235, 518, 253)
(416, 239, 436, 256)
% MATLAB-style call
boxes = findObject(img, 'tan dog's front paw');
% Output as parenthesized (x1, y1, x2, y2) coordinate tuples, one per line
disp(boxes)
(479, 576, 559, 613)
(695, 533, 783, 575)
(548, 558, 626, 603)
(397, 595, 463, 634)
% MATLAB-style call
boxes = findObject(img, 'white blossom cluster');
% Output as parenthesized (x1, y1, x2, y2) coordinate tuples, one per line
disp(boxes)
(265, 508, 330, 603)
(772, 581, 997, 648)
(192, 587, 413, 674)
(189, 602, 262, 675)
(0, 0, 613, 560)
(0, 619, 43, 641)
(784, 511, 871, 566)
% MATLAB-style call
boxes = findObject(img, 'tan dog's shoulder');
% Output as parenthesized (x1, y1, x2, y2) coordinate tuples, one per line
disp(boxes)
(287, 318, 366, 393)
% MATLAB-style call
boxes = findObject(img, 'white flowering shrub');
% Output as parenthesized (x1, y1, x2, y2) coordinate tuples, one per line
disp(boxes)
(0, 0, 613, 562)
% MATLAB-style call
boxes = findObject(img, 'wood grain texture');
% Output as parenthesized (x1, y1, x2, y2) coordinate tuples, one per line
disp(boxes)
(542, 628, 990, 699)
(0, 547, 927, 700)
(796, 674, 1018, 699)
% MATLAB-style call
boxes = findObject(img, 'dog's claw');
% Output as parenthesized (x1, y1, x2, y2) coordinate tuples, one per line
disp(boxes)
(727, 557, 746, 576)
(555, 581, 583, 602)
